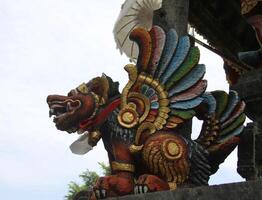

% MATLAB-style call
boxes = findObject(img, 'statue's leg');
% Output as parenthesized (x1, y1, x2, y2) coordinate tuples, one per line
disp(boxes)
(92, 142, 134, 199)
(135, 132, 190, 194)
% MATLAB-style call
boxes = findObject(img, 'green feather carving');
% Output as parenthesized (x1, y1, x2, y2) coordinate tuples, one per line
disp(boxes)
(165, 47, 200, 91)
(171, 109, 196, 120)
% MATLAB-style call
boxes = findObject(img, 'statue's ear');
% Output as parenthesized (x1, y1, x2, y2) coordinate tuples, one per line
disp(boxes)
(87, 75, 109, 105)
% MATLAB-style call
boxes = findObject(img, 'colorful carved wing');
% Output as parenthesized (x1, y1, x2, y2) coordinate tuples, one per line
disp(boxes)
(117, 26, 207, 150)
(197, 91, 246, 150)
(196, 90, 246, 173)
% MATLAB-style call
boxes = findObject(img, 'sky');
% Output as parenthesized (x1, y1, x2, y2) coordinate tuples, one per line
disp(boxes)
(0, 0, 244, 199)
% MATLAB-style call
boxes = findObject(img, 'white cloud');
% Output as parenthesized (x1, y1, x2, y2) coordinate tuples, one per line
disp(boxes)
(0, 0, 244, 199)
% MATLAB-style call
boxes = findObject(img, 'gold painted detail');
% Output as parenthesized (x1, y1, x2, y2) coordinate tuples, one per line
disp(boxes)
(120, 64, 173, 154)
(135, 122, 156, 144)
(99, 74, 110, 104)
(241, 0, 260, 14)
(87, 75, 110, 105)
(76, 75, 110, 106)
(87, 92, 100, 119)
(123, 112, 134, 123)
(121, 64, 138, 109)
(142, 134, 190, 187)
(129, 122, 156, 153)
(129, 144, 144, 154)
(162, 139, 183, 161)
(118, 103, 139, 128)
(120, 64, 170, 131)
(137, 73, 147, 85)
(168, 142, 179, 156)
(168, 182, 177, 190)
(159, 107, 171, 114)
(137, 74, 170, 130)
(196, 114, 220, 146)
(77, 83, 89, 94)
(88, 130, 102, 147)
(111, 161, 135, 173)
(128, 92, 150, 123)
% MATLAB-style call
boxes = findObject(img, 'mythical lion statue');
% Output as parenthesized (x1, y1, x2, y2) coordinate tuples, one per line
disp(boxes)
(47, 26, 246, 199)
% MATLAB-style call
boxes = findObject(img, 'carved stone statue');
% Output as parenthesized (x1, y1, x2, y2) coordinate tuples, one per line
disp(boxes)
(47, 26, 246, 199)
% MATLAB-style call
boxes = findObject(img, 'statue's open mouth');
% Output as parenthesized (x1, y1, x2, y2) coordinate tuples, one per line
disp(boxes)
(49, 102, 67, 119)
(47, 95, 82, 132)
(49, 99, 81, 118)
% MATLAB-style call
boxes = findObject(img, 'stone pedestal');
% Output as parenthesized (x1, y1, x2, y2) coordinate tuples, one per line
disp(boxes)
(107, 180, 262, 200)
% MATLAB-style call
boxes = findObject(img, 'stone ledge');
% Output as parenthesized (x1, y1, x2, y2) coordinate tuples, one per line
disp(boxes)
(108, 180, 262, 200)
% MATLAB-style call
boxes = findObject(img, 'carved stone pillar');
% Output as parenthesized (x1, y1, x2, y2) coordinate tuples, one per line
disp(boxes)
(153, 0, 189, 36)
(237, 123, 262, 180)
(231, 68, 262, 180)
(231, 69, 262, 129)
(153, 0, 192, 138)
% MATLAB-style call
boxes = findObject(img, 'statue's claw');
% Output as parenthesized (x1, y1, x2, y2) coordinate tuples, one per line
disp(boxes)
(94, 189, 107, 199)
(135, 174, 169, 193)
(134, 184, 149, 194)
(92, 174, 134, 199)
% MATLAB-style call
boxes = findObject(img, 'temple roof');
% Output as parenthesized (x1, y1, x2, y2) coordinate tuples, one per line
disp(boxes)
(188, 0, 261, 59)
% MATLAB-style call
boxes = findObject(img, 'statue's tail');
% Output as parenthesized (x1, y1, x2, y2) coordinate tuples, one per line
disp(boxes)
(196, 90, 246, 174)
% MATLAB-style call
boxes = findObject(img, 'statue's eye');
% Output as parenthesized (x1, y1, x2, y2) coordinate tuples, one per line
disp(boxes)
(76, 83, 89, 94)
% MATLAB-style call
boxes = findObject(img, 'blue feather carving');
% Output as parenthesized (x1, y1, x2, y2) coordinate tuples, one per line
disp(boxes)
(202, 93, 217, 114)
(220, 91, 239, 123)
(151, 101, 159, 109)
(170, 97, 203, 109)
(145, 87, 156, 98)
(155, 29, 178, 79)
(221, 102, 245, 129)
(160, 36, 191, 84)
(168, 64, 206, 96)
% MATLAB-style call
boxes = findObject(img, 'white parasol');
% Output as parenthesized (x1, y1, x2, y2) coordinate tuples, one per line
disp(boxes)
(70, 132, 93, 155)
(113, 0, 162, 60)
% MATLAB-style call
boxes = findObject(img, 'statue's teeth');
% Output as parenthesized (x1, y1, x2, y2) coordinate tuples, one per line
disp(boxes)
(53, 117, 57, 122)
(67, 102, 70, 112)
(49, 109, 54, 117)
